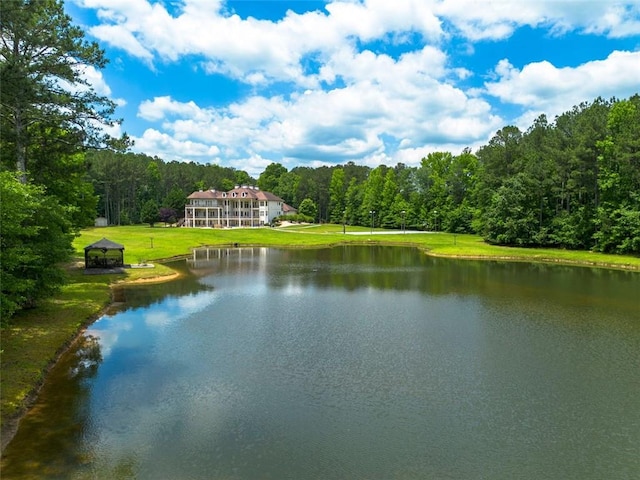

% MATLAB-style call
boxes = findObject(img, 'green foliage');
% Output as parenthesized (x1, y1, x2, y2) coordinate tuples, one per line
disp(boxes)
(484, 174, 540, 245)
(297, 198, 318, 220)
(593, 97, 640, 253)
(140, 199, 159, 227)
(163, 186, 187, 214)
(593, 206, 640, 254)
(472, 96, 639, 253)
(344, 177, 362, 225)
(1, 172, 73, 320)
(274, 213, 314, 224)
(328, 168, 346, 223)
(0, 0, 127, 177)
(273, 171, 301, 207)
(257, 162, 287, 192)
(379, 169, 398, 227)
(361, 166, 385, 223)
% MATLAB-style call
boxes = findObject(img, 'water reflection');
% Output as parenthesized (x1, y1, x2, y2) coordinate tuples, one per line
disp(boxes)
(2, 246, 639, 479)
(1, 336, 103, 478)
(109, 257, 213, 315)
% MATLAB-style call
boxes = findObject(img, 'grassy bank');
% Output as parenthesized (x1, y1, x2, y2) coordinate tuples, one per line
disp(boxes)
(2, 224, 639, 447)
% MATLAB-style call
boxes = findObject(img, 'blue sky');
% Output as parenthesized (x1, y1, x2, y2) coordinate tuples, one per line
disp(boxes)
(68, 0, 640, 178)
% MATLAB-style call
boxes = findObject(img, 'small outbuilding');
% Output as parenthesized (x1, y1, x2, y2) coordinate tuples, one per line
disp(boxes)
(84, 238, 125, 269)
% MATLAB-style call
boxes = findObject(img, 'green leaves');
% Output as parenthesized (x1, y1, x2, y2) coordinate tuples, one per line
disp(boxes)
(0, 172, 73, 320)
(1, 0, 124, 177)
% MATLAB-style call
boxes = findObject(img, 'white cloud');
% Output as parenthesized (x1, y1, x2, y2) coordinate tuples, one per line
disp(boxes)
(131, 57, 502, 176)
(436, 0, 640, 40)
(77, 0, 640, 86)
(90, 24, 154, 62)
(324, 0, 442, 42)
(227, 154, 277, 178)
(485, 50, 640, 117)
(75, 0, 444, 86)
(138, 96, 209, 122)
(74, 0, 639, 175)
(133, 128, 221, 160)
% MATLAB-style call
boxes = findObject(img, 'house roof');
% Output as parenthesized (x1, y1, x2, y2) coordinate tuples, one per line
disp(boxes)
(282, 203, 297, 213)
(187, 190, 221, 199)
(188, 186, 284, 202)
(84, 238, 125, 251)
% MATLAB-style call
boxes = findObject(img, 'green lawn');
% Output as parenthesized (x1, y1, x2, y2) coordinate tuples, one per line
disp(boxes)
(2, 224, 639, 446)
(76, 224, 640, 270)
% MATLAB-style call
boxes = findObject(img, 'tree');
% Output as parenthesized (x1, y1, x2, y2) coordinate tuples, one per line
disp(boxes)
(484, 173, 539, 245)
(258, 163, 287, 192)
(159, 207, 177, 225)
(379, 169, 398, 227)
(163, 186, 187, 216)
(140, 199, 159, 227)
(1, 172, 73, 320)
(445, 150, 478, 233)
(1, 0, 126, 182)
(475, 126, 523, 232)
(328, 168, 346, 223)
(593, 97, 640, 253)
(297, 198, 317, 221)
(344, 177, 362, 225)
(274, 171, 300, 206)
(360, 166, 385, 224)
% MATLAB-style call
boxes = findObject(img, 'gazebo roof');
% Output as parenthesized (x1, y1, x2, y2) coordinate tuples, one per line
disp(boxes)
(84, 237, 125, 251)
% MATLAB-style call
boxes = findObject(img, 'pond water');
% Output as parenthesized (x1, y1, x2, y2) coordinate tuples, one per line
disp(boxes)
(2, 246, 639, 479)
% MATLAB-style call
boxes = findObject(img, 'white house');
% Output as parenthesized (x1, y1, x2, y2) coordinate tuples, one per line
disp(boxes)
(184, 185, 290, 228)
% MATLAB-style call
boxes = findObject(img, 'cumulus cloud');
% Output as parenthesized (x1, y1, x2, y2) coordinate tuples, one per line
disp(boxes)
(138, 96, 209, 122)
(436, 0, 640, 40)
(485, 50, 640, 118)
(74, 0, 639, 175)
(76, 0, 444, 85)
(130, 60, 503, 175)
(133, 128, 221, 161)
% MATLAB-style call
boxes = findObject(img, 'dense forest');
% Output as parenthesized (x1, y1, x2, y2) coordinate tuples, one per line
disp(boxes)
(1, 1, 639, 320)
(86, 93, 640, 256)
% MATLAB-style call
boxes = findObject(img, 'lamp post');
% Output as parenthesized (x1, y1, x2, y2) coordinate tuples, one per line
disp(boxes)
(401, 210, 406, 234)
(369, 210, 375, 234)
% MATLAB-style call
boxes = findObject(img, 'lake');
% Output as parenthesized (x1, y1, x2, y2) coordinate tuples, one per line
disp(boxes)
(2, 246, 639, 479)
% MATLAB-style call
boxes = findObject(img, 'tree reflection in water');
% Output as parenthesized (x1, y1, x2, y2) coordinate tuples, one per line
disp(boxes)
(0, 335, 132, 479)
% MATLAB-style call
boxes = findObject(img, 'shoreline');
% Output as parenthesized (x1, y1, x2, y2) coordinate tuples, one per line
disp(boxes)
(424, 251, 640, 271)
(0, 271, 183, 455)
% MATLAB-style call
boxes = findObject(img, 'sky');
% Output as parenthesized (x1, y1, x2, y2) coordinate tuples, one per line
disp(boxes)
(67, 0, 640, 178)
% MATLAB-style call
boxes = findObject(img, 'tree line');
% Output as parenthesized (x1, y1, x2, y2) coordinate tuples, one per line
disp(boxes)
(1, 1, 638, 321)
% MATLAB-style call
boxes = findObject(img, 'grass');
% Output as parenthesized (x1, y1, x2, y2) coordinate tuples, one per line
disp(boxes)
(74, 224, 640, 269)
(2, 223, 639, 446)
(1, 269, 112, 440)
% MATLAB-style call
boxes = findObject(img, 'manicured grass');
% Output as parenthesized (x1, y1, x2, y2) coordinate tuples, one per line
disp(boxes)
(2, 224, 639, 446)
(74, 224, 640, 270)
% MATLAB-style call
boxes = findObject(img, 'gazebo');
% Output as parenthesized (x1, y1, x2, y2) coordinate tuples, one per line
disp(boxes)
(84, 238, 125, 269)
